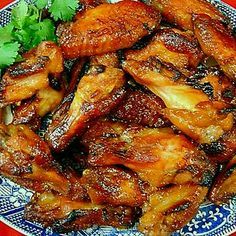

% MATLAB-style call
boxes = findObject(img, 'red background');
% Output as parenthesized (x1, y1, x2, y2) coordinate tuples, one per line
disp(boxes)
(0, 0, 236, 235)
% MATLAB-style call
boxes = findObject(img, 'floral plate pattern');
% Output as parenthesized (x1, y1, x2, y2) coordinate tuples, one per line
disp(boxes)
(0, 0, 236, 235)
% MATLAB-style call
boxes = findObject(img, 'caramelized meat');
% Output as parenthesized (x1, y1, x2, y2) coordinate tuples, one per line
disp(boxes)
(81, 166, 146, 206)
(111, 89, 170, 128)
(126, 28, 203, 76)
(139, 184, 208, 235)
(12, 82, 65, 130)
(200, 127, 236, 163)
(90, 52, 120, 68)
(24, 192, 137, 232)
(45, 65, 126, 152)
(0, 42, 63, 107)
(0, 124, 87, 200)
(58, 0, 161, 59)
(151, 0, 225, 30)
(82, 120, 215, 187)
(209, 155, 236, 204)
(123, 58, 234, 143)
(193, 14, 236, 81)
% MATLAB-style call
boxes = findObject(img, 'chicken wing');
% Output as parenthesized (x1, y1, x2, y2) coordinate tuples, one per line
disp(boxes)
(12, 79, 65, 130)
(24, 192, 138, 232)
(150, 0, 225, 30)
(209, 155, 236, 204)
(125, 28, 203, 76)
(80, 166, 146, 206)
(111, 88, 170, 128)
(82, 120, 216, 187)
(193, 14, 236, 81)
(58, 0, 161, 59)
(0, 41, 63, 107)
(139, 183, 208, 235)
(122, 58, 234, 144)
(45, 64, 126, 152)
(0, 124, 87, 200)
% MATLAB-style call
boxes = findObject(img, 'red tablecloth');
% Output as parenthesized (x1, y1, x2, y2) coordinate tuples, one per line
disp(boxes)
(0, 0, 236, 235)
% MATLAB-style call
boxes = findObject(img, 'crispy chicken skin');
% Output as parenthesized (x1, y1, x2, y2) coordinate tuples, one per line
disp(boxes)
(139, 184, 208, 235)
(58, 0, 161, 59)
(150, 0, 225, 30)
(81, 166, 146, 206)
(111, 88, 170, 128)
(0, 124, 87, 200)
(24, 192, 137, 232)
(125, 28, 203, 76)
(122, 58, 234, 144)
(12, 81, 65, 130)
(0, 42, 63, 107)
(193, 14, 236, 81)
(82, 120, 215, 188)
(45, 64, 126, 152)
(209, 155, 236, 204)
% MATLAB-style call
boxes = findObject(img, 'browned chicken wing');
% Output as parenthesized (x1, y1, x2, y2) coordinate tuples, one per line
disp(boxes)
(58, 0, 161, 59)
(82, 120, 216, 187)
(24, 192, 138, 232)
(193, 14, 236, 81)
(209, 155, 236, 204)
(139, 184, 208, 235)
(150, 0, 225, 30)
(122, 58, 234, 144)
(81, 166, 146, 206)
(0, 41, 63, 107)
(12, 80, 65, 130)
(0, 124, 87, 200)
(125, 28, 203, 76)
(45, 63, 126, 152)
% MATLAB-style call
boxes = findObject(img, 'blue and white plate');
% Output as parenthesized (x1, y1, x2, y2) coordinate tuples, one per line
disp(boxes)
(0, 1, 236, 235)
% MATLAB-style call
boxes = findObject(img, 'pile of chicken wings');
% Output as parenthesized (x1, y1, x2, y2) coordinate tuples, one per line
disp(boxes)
(0, 0, 236, 235)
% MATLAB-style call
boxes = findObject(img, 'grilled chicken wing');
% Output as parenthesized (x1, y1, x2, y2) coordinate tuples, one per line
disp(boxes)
(193, 14, 236, 81)
(0, 41, 63, 107)
(111, 88, 170, 128)
(45, 63, 126, 152)
(24, 192, 138, 232)
(58, 0, 161, 59)
(0, 124, 87, 200)
(150, 0, 225, 30)
(209, 155, 236, 204)
(82, 120, 215, 187)
(81, 166, 146, 206)
(122, 58, 234, 144)
(139, 184, 208, 235)
(125, 28, 203, 76)
(12, 80, 65, 130)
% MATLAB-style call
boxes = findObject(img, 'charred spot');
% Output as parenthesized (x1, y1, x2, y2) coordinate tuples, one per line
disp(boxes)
(222, 89, 234, 99)
(49, 74, 62, 91)
(200, 141, 225, 155)
(225, 164, 236, 177)
(52, 209, 88, 232)
(187, 78, 214, 98)
(200, 170, 215, 187)
(8, 56, 49, 77)
(114, 149, 128, 157)
(102, 132, 119, 138)
(142, 23, 154, 34)
(220, 107, 236, 114)
(164, 201, 191, 215)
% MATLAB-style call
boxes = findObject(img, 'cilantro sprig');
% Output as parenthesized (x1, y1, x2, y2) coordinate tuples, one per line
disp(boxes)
(0, 0, 78, 71)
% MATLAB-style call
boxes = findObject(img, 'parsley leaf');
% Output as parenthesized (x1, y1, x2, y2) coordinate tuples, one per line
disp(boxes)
(0, 42, 20, 69)
(0, 24, 14, 45)
(49, 0, 78, 21)
(34, 0, 48, 10)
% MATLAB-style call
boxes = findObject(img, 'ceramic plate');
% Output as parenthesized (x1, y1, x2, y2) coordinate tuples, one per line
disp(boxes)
(0, 0, 236, 235)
